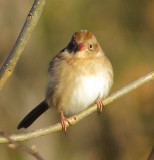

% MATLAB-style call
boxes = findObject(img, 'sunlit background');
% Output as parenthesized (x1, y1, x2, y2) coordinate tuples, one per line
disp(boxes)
(0, 0, 154, 160)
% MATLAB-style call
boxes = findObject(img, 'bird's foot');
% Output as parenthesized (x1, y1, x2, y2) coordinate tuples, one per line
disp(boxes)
(96, 100, 104, 114)
(60, 111, 72, 133)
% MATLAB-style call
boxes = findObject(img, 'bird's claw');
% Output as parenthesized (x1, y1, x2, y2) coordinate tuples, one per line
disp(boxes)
(96, 100, 104, 114)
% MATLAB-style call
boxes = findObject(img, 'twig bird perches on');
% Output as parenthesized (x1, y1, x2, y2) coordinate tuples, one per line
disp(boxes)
(0, 71, 152, 143)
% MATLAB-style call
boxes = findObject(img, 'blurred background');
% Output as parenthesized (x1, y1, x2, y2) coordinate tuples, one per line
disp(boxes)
(0, 0, 154, 159)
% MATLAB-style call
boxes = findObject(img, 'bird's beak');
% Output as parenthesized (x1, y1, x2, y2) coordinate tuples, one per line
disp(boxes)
(75, 43, 85, 52)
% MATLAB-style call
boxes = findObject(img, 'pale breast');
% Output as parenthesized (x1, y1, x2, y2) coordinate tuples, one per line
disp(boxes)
(47, 56, 113, 116)
(62, 71, 112, 116)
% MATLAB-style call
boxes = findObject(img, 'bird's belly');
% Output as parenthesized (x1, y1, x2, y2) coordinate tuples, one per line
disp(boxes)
(62, 73, 111, 116)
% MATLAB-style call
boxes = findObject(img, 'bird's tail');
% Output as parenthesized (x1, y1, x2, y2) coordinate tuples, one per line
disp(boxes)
(17, 100, 49, 129)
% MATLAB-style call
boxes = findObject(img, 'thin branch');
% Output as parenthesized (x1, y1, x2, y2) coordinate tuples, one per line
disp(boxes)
(0, 71, 153, 143)
(147, 145, 154, 160)
(0, 0, 46, 89)
(0, 131, 44, 160)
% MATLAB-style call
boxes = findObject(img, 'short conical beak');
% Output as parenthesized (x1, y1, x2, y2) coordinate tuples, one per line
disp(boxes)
(75, 43, 85, 52)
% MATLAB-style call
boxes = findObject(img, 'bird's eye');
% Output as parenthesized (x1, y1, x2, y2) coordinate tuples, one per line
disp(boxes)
(68, 40, 76, 52)
(88, 43, 94, 51)
(70, 41, 76, 48)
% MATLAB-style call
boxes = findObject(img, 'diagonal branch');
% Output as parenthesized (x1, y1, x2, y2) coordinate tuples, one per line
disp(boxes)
(0, 0, 46, 89)
(0, 131, 44, 160)
(0, 71, 153, 143)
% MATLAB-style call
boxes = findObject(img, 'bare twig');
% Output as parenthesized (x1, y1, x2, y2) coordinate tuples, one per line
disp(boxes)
(0, 71, 153, 143)
(0, 0, 46, 89)
(0, 131, 44, 160)
(147, 146, 154, 160)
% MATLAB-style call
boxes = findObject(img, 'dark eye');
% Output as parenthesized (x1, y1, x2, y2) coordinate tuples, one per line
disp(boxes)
(89, 43, 94, 51)
(68, 41, 76, 52)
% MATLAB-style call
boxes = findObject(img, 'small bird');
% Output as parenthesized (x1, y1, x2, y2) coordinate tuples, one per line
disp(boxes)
(17, 30, 113, 132)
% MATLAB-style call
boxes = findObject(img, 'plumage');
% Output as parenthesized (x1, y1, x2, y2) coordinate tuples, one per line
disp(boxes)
(17, 30, 113, 132)
(17, 101, 48, 129)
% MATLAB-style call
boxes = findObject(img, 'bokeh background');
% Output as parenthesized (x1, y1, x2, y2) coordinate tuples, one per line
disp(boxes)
(0, 0, 154, 160)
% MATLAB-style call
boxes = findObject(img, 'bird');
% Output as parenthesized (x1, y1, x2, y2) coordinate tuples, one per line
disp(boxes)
(17, 30, 113, 133)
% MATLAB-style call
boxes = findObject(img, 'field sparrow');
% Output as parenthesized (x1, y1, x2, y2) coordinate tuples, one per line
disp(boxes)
(17, 30, 113, 132)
